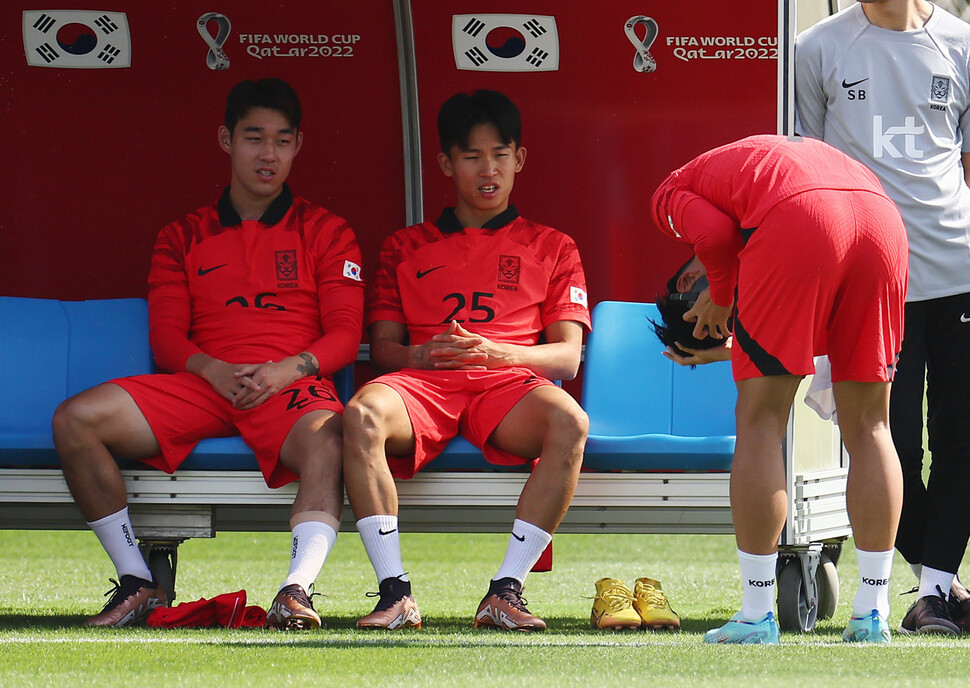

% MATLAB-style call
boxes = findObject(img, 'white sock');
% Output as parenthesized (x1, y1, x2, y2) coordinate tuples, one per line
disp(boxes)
(853, 548, 893, 618)
(88, 507, 153, 581)
(738, 549, 777, 622)
(357, 515, 407, 583)
(493, 519, 552, 585)
(918, 565, 955, 600)
(281, 521, 337, 592)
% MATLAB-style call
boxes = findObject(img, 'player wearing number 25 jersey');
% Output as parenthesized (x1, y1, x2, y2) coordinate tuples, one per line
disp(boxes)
(343, 90, 590, 633)
(369, 207, 587, 360)
(368, 206, 589, 475)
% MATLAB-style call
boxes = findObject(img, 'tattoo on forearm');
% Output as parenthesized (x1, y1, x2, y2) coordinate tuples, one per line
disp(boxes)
(413, 344, 432, 368)
(296, 352, 319, 376)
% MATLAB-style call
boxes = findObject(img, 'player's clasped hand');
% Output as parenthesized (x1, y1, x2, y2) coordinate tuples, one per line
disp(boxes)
(231, 360, 298, 410)
(198, 357, 295, 410)
(197, 358, 259, 405)
(425, 320, 490, 370)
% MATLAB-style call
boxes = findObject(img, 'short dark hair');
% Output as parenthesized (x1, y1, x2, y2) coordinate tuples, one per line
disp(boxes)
(225, 78, 302, 135)
(650, 257, 728, 357)
(437, 90, 522, 153)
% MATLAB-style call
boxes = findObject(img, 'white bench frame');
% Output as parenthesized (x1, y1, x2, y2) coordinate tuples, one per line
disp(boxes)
(0, 464, 848, 541)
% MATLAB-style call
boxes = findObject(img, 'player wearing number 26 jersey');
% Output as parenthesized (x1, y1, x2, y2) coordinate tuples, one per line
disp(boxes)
(116, 183, 363, 486)
(53, 78, 362, 631)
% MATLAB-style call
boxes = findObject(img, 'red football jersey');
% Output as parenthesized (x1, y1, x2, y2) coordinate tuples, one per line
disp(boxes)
(651, 134, 891, 305)
(367, 207, 590, 346)
(148, 185, 364, 373)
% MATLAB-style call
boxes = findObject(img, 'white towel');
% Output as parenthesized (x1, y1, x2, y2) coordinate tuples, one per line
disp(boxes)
(804, 355, 838, 425)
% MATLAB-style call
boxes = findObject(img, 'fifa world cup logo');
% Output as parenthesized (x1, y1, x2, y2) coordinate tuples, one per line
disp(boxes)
(625, 16, 658, 73)
(198, 12, 232, 70)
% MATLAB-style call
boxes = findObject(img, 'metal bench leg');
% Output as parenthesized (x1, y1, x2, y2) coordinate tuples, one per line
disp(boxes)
(139, 539, 182, 605)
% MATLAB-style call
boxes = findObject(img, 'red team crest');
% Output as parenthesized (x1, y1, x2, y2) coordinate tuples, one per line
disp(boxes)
(276, 250, 298, 283)
(498, 255, 520, 284)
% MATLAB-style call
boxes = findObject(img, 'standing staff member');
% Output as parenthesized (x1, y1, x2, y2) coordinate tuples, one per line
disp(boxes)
(796, 0, 970, 635)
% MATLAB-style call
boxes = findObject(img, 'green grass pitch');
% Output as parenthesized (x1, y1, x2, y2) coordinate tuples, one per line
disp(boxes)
(1, 530, 969, 687)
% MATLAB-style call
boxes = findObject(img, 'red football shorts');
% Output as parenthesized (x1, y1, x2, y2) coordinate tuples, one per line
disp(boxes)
(366, 367, 554, 479)
(731, 188, 908, 383)
(111, 372, 343, 488)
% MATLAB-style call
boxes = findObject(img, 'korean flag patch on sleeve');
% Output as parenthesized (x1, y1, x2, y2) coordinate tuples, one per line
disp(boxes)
(570, 286, 588, 308)
(343, 260, 362, 281)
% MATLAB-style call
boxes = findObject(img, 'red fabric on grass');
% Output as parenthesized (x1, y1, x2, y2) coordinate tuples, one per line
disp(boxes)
(147, 590, 266, 628)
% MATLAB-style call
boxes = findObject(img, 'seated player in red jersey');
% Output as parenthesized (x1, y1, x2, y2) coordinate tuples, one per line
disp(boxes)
(651, 134, 908, 644)
(342, 90, 590, 631)
(51, 78, 364, 630)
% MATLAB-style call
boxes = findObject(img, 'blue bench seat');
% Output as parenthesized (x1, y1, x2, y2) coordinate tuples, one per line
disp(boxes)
(580, 301, 736, 472)
(1, 297, 150, 467)
(1, 297, 738, 474)
(0, 296, 515, 473)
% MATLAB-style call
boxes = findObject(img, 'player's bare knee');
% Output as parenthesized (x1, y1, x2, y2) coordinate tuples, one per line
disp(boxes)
(51, 396, 100, 453)
(841, 421, 888, 458)
(342, 396, 390, 451)
(51, 400, 77, 444)
(545, 403, 589, 452)
(343, 397, 375, 435)
(558, 403, 589, 442)
(734, 407, 787, 442)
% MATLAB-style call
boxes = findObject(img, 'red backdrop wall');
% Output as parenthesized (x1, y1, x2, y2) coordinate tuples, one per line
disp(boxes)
(2, 1, 777, 308)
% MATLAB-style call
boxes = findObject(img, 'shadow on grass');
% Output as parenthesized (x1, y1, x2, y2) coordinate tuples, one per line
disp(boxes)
(0, 612, 702, 642)
(0, 611, 727, 634)
(0, 612, 89, 630)
(0, 611, 844, 646)
(326, 613, 718, 635)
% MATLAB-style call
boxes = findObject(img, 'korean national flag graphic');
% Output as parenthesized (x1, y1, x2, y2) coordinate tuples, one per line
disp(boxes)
(453, 14, 559, 72)
(23, 10, 131, 68)
(343, 260, 362, 282)
(570, 286, 588, 308)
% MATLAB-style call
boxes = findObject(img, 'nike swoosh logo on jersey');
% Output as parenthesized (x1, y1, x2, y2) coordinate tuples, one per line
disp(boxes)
(512, 532, 525, 542)
(198, 264, 228, 276)
(841, 77, 869, 89)
(379, 528, 398, 536)
(416, 266, 445, 279)
(961, 314, 970, 323)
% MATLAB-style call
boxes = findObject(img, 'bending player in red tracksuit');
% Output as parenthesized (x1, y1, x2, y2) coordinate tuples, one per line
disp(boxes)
(52, 78, 364, 630)
(651, 134, 908, 644)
